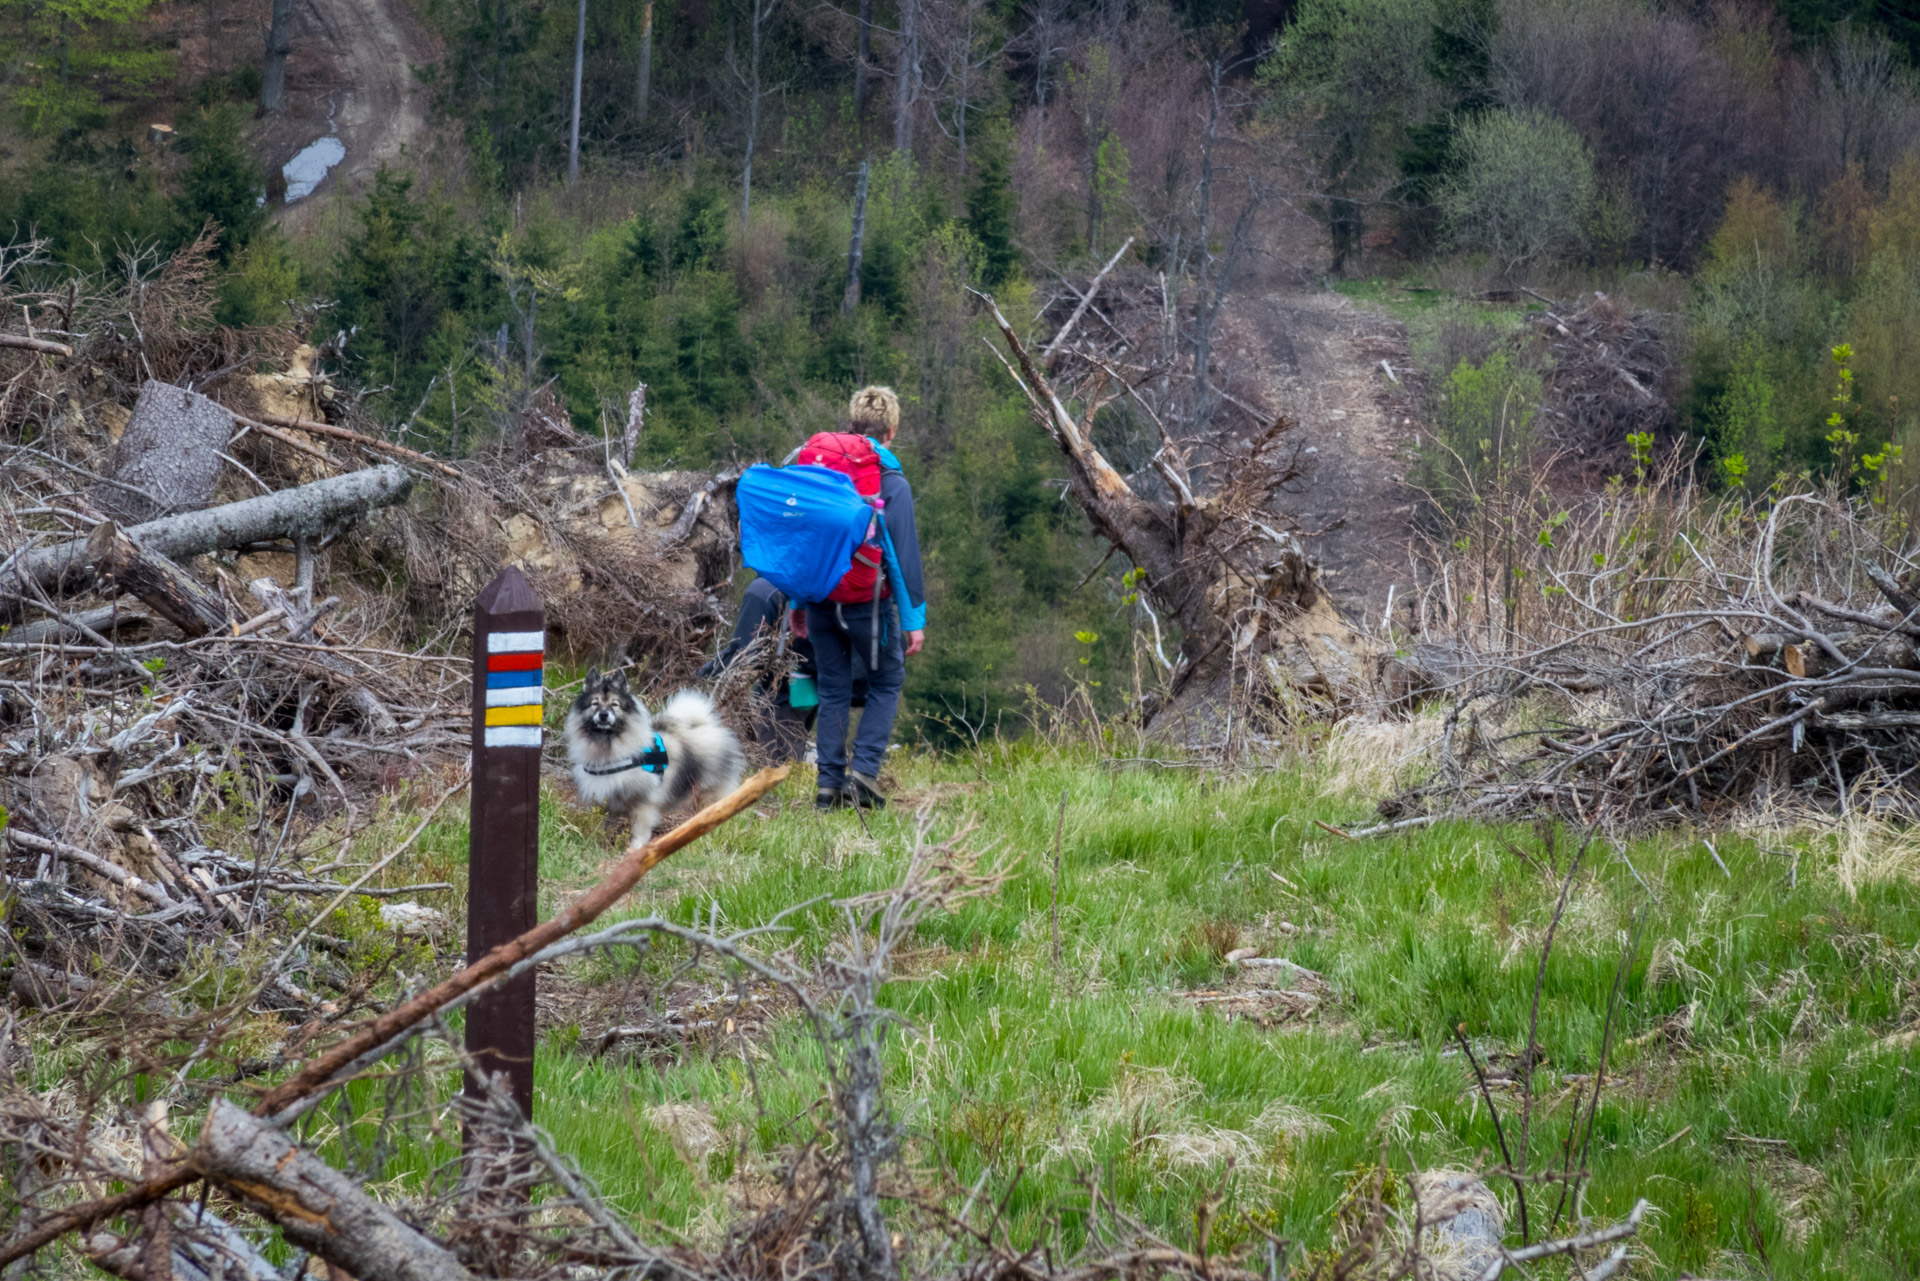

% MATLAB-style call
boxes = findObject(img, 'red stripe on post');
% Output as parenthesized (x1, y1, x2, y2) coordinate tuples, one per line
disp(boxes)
(487, 651, 544, 672)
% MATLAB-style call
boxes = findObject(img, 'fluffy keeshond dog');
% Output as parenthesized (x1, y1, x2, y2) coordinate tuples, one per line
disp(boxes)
(566, 666, 745, 846)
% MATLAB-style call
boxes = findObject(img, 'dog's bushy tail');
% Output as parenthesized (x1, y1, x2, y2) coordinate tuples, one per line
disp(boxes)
(657, 689, 746, 795)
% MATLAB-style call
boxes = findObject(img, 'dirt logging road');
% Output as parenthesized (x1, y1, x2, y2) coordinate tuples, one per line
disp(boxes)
(255, 0, 442, 221)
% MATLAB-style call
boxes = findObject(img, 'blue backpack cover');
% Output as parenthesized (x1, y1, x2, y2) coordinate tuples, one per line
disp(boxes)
(736, 463, 877, 604)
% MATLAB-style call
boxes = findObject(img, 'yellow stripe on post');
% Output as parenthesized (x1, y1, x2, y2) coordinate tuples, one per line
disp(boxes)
(484, 704, 544, 727)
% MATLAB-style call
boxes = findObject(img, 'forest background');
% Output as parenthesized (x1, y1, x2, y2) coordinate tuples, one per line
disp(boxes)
(6, 0, 1920, 730)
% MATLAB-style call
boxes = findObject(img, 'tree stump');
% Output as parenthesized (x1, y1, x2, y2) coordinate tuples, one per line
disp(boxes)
(94, 381, 234, 524)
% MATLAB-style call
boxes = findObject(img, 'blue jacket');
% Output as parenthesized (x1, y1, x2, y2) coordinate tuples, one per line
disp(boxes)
(874, 466, 927, 631)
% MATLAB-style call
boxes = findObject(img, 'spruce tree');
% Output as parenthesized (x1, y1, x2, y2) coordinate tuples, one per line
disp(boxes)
(967, 122, 1019, 287)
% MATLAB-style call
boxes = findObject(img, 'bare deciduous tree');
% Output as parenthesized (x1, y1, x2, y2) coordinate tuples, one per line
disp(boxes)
(728, 0, 780, 222)
(568, 0, 589, 183)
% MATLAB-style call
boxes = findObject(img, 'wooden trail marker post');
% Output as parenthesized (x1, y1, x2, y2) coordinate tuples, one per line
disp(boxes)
(467, 567, 544, 1120)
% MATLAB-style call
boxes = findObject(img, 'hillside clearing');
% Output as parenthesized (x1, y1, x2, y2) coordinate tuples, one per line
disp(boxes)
(271, 740, 1920, 1277)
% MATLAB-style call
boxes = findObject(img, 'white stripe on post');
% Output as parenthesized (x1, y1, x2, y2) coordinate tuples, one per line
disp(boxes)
(483, 726, 544, 748)
(484, 686, 545, 707)
(486, 630, 547, 653)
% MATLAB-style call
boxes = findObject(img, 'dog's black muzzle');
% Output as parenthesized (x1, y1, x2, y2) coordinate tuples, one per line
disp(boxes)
(589, 708, 622, 733)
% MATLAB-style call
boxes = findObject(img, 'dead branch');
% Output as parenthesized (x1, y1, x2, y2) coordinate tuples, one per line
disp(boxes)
(236, 410, 463, 479)
(1043, 236, 1136, 363)
(253, 764, 790, 1115)
(0, 332, 73, 357)
(193, 1100, 477, 1281)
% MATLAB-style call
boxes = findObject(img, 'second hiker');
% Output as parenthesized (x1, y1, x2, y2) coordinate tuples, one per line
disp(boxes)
(802, 386, 926, 810)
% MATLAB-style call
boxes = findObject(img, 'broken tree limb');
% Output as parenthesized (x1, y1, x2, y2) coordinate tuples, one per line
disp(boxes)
(193, 1100, 476, 1281)
(0, 332, 73, 357)
(7, 830, 178, 909)
(976, 291, 1134, 503)
(235, 410, 463, 479)
(85, 521, 231, 638)
(1471, 1198, 1651, 1281)
(94, 382, 234, 524)
(252, 764, 790, 1116)
(659, 467, 741, 546)
(7, 465, 413, 607)
(1043, 235, 1134, 363)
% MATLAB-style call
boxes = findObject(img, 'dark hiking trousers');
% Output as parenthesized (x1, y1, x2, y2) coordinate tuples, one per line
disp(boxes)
(806, 600, 904, 792)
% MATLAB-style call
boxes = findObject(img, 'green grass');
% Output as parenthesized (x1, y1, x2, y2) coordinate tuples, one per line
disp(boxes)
(300, 739, 1920, 1275)
(1332, 277, 1455, 322)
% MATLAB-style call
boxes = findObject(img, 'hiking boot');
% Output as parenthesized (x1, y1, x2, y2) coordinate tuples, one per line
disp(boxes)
(847, 771, 889, 809)
(815, 786, 849, 811)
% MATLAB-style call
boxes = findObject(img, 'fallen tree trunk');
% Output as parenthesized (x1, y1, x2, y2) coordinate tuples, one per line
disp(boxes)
(4, 465, 412, 615)
(193, 1100, 476, 1281)
(3, 605, 152, 646)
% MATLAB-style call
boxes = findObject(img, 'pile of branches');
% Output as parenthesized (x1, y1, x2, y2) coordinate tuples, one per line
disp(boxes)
(1386, 475, 1920, 826)
(1524, 291, 1679, 471)
(0, 228, 757, 1028)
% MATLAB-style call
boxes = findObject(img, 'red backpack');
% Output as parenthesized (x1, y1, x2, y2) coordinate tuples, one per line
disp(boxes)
(794, 431, 890, 603)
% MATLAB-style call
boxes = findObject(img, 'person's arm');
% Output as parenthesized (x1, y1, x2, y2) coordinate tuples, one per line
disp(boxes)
(878, 472, 926, 651)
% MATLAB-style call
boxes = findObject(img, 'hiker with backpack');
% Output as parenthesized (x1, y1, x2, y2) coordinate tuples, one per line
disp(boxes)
(734, 385, 927, 810)
(699, 576, 869, 763)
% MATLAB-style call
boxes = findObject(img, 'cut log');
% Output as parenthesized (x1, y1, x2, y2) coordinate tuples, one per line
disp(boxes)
(3, 605, 153, 646)
(192, 1100, 476, 1281)
(1743, 630, 1920, 677)
(93, 382, 234, 525)
(86, 522, 231, 637)
(7, 465, 412, 610)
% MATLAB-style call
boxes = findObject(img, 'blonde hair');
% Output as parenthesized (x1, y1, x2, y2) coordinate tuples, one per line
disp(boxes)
(849, 385, 901, 439)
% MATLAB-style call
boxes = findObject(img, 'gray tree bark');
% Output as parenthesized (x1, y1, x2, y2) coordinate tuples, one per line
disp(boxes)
(84, 521, 232, 637)
(842, 159, 870, 317)
(260, 0, 295, 111)
(94, 381, 234, 525)
(853, 0, 871, 112)
(568, 0, 588, 184)
(892, 0, 918, 153)
(9, 465, 413, 612)
(193, 1100, 478, 1281)
(635, 0, 653, 122)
